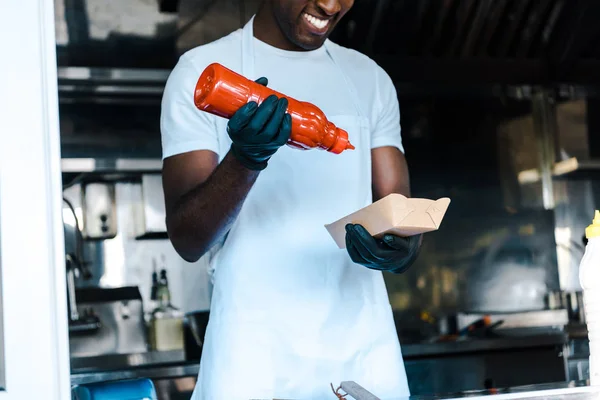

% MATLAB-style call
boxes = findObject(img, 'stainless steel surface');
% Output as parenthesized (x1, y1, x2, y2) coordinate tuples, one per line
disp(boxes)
(71, 362, 199, 386)
(137, 174, 167, 235)
(66, 261, 80, 321)
(71, 349, 185, 373)
(69, 288, 148, 358)
(58, 67, 170, 83)
(61, 158, 162, 173)
(62, 182, 212, 315)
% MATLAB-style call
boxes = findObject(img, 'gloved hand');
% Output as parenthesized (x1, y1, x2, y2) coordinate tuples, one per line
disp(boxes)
(227, 77, 292, 171)
(345, 223, 422, 274)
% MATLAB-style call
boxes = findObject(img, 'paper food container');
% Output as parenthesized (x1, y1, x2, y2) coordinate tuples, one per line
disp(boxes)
(324, 193, 451, 249)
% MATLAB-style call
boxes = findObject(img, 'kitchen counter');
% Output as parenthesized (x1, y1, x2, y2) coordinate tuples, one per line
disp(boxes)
(402, 332, 567, 358)
(70, 350, 194, 385)
(70, 350, 186, 373)
(71, 361, 198, 386)
(271, 382, 600, 400)
(404, 381, 598, 400)
(72, 377, 600, 400)
(70, 333, 569, 387)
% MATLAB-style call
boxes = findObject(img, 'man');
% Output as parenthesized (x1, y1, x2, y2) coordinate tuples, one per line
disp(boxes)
(160, 0, 422, 398)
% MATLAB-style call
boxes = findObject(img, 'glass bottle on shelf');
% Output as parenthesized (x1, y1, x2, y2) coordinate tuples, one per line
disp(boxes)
(148, 269, 184, 352)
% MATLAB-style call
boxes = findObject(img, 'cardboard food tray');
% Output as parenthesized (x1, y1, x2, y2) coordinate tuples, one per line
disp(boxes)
(325, 193, 451, 249)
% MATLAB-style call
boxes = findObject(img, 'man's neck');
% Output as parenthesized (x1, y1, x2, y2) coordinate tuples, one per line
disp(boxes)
(253, 4, 304, 52)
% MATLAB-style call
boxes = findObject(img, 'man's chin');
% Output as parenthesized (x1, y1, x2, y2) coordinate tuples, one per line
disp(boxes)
(294, 36, 327, 51)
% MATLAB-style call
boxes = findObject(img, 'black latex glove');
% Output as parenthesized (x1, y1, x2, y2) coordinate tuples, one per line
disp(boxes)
(227, 78, 292, 171)
(345, 223, 422, 274)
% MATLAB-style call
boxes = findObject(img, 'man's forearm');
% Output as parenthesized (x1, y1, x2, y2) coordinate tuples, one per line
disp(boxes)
(371, 147, 411, 201)
(166, 150, 260, 262)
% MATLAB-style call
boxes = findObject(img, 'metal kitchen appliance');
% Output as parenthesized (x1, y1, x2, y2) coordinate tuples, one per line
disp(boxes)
(81, 182, 118, 240)
(69, 286, 148, 358)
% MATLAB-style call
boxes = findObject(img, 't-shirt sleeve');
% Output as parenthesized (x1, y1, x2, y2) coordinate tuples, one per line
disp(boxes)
(160, 56, 220, 160)
(371, 65, 404, 153)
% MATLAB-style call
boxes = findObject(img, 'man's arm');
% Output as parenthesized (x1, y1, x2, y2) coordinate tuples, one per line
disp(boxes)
(371, 146, 411, 201)
(162, 93, 291, 263)
(371, 144, 423, 247)
(163, 150, 260, 263)
(372, 145, 423, 248)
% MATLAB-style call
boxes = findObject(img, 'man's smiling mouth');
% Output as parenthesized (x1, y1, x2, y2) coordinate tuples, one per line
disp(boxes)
(302, 12, 330, 31)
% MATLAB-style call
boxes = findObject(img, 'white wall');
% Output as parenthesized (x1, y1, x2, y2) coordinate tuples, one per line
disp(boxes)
(0, 0, 70, 399)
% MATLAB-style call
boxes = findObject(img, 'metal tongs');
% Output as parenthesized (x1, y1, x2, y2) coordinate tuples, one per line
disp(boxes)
(331, 382, 381, 400)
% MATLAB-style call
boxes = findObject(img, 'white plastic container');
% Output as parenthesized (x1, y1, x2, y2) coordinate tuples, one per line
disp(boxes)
(580, 210, 600, 385)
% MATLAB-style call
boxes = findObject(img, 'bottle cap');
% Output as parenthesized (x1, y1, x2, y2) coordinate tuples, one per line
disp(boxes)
(329, 128, 355, 154)
(585, 210, 600, 239)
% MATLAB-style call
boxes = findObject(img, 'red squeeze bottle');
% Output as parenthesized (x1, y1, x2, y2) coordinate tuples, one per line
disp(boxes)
(194, 63, 355, 154)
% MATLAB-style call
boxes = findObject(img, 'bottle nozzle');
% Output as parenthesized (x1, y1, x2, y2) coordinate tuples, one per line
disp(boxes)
(329, 128, 355, 154)
(595, 210, 600, 223)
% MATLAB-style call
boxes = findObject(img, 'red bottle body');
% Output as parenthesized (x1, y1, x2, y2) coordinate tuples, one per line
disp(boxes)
(194, 63, 354, 154)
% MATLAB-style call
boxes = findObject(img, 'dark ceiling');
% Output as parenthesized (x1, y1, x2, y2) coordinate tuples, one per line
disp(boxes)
(57, 0, 600, 85)
(330, 0, 600, 84)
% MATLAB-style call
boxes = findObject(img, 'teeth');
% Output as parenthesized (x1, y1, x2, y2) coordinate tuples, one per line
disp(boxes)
(303, 13, 329, 30)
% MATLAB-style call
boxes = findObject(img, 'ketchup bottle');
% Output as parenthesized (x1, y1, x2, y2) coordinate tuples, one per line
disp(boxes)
(194, 63, 355, 154)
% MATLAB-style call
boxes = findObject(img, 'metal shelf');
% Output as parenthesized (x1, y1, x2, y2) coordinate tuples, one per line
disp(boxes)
(57, 67, 170, 101)
(61, 158, 162, 174)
